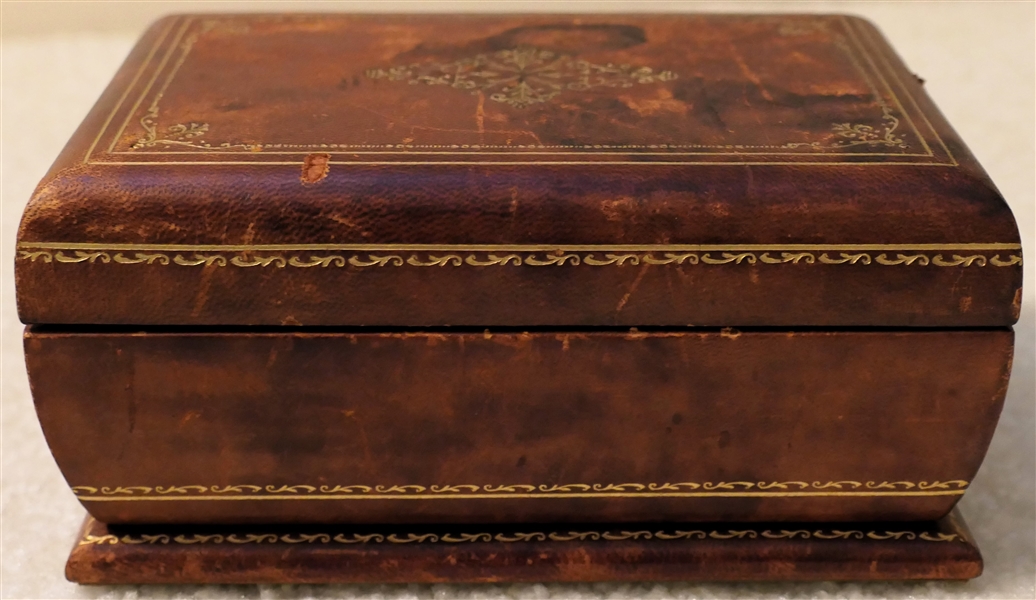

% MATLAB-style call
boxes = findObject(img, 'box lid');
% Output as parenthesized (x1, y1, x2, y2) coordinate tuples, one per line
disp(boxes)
(15, 13, 1022, 327)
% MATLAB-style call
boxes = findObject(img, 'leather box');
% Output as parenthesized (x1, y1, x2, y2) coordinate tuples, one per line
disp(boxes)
(16, 13, 1021, 533)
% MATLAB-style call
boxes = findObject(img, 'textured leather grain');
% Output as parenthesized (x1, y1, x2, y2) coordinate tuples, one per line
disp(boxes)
(14, 13, 1023, 327)
(26, 327, 1013, 525)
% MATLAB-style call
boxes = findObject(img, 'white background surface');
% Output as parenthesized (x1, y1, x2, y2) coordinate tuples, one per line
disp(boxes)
(1, 1, 1033, 598)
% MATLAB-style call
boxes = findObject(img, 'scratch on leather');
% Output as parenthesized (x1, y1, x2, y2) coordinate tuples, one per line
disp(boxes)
(301, 153, 330, 184)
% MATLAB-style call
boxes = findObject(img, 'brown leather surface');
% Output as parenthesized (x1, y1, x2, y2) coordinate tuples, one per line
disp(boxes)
(26, 327, 1012, 525)
(65, 510, 982, 583)
(14, 13, 1022, 327)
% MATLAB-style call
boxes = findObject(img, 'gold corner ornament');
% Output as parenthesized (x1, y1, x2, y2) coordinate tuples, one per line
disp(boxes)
(70, 480, 970, 502)
(15, 243, 1023, 270)
(128, 18, 258, 152)
(365, 46, 678, 109)
(78, 522, 963, 547)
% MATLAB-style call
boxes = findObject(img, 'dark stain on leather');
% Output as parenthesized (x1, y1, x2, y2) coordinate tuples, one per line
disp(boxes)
(486, 23, 648, 52)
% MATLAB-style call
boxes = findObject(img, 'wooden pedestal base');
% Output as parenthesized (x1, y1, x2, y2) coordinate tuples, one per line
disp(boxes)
(67, 510, 982, 584)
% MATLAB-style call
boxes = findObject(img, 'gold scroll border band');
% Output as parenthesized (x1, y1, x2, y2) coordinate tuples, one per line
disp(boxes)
(78, 521, 964, 546)
(72, 480, 970, 502)
(16, 243, 1024, 269)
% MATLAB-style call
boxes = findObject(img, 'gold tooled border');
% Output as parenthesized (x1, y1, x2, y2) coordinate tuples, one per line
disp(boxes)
(16, 243, 1024, 269)
(82, 15, 955, 166)
(77, 518, 965, 545)
(72, 480, 970, 502)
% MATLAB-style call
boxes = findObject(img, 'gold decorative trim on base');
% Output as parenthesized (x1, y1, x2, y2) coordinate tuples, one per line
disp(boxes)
(16, 243, 1023, 270)
(71, 480, 970, 502)
(78, 524, 963, 546)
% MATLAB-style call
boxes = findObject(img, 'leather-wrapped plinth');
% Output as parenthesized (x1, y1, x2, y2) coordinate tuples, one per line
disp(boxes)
(66, 510, 982, 583)
(25, 327, 1012, 525)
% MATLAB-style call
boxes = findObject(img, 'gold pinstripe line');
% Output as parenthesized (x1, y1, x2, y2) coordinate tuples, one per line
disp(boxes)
(16, 242, 1022, 252)
(76, 489, 967, 501)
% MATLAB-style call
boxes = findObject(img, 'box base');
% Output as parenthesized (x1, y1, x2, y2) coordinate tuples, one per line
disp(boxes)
(66, 509, 982, 584)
